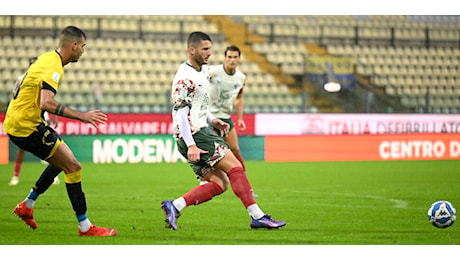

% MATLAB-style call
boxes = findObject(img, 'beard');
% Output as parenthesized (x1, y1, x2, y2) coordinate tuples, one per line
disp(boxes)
(70, 53, 82, 63)
(198, 57, 208, 66)
(193, 52, 209, 66)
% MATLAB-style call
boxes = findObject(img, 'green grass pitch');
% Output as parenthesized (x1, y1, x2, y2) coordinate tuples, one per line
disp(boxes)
(0, 160, 459, 247)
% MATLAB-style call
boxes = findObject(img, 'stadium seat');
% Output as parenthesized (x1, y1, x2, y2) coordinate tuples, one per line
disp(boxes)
(1, 15, 459, 114)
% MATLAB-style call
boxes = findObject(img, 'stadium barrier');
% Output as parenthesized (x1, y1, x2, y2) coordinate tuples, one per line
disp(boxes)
(3, 135, 265, 164)
(3, 133, 459, 164)
(1, 113, 460, 164)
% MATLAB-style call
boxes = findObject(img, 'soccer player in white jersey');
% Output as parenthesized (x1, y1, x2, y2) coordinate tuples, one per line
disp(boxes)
(161, 31, 285, 230)
(208, 45, 247, 172)
(204, 45, 258, 196)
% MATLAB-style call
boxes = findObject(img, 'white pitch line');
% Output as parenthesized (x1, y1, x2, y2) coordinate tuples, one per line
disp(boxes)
(295, 191, 409, 209)
(361, 195, 408, 209)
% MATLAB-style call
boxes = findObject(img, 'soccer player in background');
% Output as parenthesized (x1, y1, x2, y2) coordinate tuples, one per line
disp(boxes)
(3, 26, 117, 236)
(8, 57, 60, 186)
(208, 45, 247, 171)
(204, 45, 258, 196)
(161, 31, 285, 230)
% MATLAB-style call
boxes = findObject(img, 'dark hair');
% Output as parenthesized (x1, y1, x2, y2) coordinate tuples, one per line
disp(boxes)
(61, 25, 86, 41)
(187, 31, 211, 48)
(224, 45, 241, 57)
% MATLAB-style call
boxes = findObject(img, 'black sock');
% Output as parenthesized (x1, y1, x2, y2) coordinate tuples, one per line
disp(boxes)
(34, 164, 62, 194)
(65, 182, 87, 215)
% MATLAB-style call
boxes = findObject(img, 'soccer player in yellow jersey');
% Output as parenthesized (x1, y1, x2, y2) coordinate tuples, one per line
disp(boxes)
(8, 57, 60, 186)
(3, 26, 116, 236)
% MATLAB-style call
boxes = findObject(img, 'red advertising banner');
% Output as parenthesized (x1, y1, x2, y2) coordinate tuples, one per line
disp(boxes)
(265, 133, 460, 162)
(0, 113, 255, 136)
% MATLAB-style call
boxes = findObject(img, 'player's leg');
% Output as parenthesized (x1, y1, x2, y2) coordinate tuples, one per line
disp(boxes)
(162, 168, 228, 230)
(9, 148, 25, 185)
(161, 129, 229, 230)
(10, 126, 62, 229)
(223, 128, 259, 197)
(223, 128, 245, 171)
(30, 164, 62, 203)
(215, 151, 285, 229)
(15, 162, 63, 229)
(214, 151, 256, 209)
(198, 126, 245, 184)
(180, 169, 229, 208)
(47, 143, 116, 236)
(12, 124, 116, 235)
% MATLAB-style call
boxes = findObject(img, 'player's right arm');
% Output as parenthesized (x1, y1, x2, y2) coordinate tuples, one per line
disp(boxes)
(40, 86, 107, 129)
(176, 106, 208, 162)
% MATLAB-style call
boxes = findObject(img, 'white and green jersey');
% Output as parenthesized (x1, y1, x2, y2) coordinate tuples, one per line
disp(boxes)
(208, 65, 246, 119)
(171, 61, 211, 140)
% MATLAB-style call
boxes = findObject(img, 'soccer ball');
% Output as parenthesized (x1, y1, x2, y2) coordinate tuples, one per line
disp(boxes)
(427, 200, 456, 228)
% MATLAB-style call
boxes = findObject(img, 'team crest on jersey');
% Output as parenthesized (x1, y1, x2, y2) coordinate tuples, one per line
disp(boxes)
(52, 72, 61, 83)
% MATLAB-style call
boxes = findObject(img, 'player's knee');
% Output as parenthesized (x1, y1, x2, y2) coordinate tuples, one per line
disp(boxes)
(64, 159, 81, 174)
(221, 178, 229, 192)
(63, 159, 82, 184)
(214, 177, 229, 192)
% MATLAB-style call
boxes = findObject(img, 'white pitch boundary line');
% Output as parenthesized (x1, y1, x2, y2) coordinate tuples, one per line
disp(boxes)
(295, 191, 409, 209)
(362, 195, 408, 209)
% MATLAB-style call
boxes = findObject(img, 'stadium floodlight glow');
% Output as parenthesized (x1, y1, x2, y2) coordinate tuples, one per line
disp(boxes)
(324, 82, 341, 92)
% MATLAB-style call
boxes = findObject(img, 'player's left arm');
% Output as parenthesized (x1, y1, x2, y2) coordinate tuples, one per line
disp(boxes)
(40, 83, 107, 129)
(234, 90, 246, 131)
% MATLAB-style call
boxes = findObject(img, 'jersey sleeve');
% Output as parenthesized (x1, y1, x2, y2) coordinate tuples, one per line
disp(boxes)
(40, 60, 63, 92)
(172, 79, 196, 111)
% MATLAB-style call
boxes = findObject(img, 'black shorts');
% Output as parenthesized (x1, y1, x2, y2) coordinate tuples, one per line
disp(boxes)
(8, 122, 63, 160)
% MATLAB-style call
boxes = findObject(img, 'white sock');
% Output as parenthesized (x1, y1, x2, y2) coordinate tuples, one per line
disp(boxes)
(173, 197, 186, 212)
(79, 219, 92, 233)
(247, 204, 264, 219)
(24, 198, 35, 209)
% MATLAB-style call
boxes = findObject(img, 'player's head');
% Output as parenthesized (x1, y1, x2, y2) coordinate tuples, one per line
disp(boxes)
(224, 45, 241, 57)
(224, 45, 241, 72)
(187, 31, 212, 66)
(59, 25, 86, 63)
